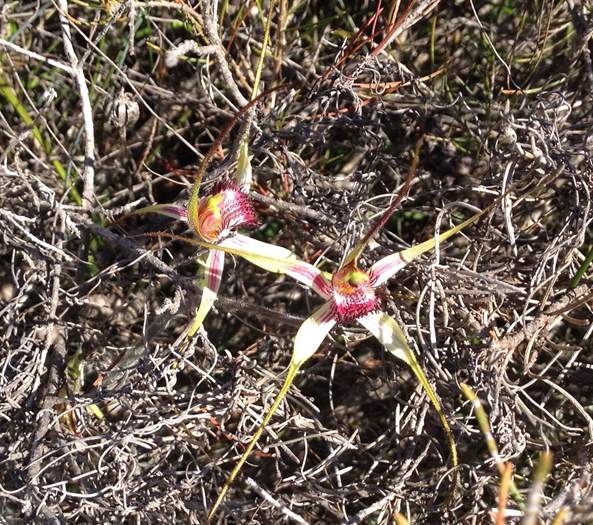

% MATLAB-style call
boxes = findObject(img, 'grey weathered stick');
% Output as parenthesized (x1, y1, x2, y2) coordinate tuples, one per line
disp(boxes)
(202, 1, 249, 108)
(25, 211, 68, 520)
(56, 0, 96, 210)
(490, 284, 589, 354)
(244, 477, 309, 525)
(0, 37, 74, 74)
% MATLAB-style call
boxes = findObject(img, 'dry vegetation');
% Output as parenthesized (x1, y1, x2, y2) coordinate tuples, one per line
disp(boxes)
(1, 0, 593, 523)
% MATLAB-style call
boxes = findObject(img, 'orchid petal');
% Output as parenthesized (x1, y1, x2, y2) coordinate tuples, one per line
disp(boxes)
(148, 231, 333, 298)
(207, 360, 301, 520)
(207, 302, 336, 519)
(358, 311, 458, 472)
(220, 234, 333, 299)
(186, 249, 225, 338)
(368, 252, 407, 287)
(236, 141, 252, 190)
(293, 302, 336, 365)
(128, 204, 187, 221)
(369, 207, 486, 287)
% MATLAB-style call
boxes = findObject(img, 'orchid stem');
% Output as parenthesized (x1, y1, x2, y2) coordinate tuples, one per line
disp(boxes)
(187, 84, 289, 230)
(251, 0, 276, 100)
(207, 362, 301, 521)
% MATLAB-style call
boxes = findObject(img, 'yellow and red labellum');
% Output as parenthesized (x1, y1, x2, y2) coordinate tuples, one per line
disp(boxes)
(190, 180, 257, 242)
(197, 193, 224, 242)
(330, 263, 381, 325)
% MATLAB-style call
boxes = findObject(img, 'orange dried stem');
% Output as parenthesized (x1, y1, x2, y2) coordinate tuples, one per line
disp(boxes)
(322, 7, 384, 80)
(371, 0, 418, 56)
(495, 463, 513, 525)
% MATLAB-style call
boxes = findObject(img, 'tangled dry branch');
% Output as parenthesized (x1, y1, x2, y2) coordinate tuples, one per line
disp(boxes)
(1, 1, 592, 524)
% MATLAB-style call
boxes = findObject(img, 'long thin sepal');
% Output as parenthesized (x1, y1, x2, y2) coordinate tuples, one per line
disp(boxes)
(127, 204, 187, 221)
(358, 312, 458, 479)
(292, 302, 337, 365)
(342, 140, 419, 267)
(207, 362, 300, 521)
(138, 231, 299, 265)
(187, 86, 288, 234)
(221, 234, 333, 299)
(186, 249, 225, 338)
(207, 304, 335, 520)
(136, 231, 333, 298)
(369, 205, 487, 287)
(460, 383, 524, 507)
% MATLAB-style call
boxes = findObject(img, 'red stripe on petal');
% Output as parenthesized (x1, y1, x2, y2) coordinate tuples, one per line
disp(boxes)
(369, 253, 405, 286)
(311, 273, 333, 298)
(206, 249, 225, 293)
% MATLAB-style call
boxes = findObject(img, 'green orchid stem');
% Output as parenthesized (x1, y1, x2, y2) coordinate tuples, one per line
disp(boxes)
(251, 0, 276, 100)
(570, 244, 593, 288)
(207, 361, 300, 521)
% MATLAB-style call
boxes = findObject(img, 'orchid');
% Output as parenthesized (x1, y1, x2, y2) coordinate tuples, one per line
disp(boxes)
(129, 143, 300, 338)
(127, 0, 282, 338)
(206, 185, 498, 520)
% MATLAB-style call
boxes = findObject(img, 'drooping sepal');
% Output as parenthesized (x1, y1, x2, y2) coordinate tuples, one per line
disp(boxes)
(358, 311, 458, 473)
(207, 362, 301, 521)
(186, 248, 225, 338)
(293, 302, 337, 365)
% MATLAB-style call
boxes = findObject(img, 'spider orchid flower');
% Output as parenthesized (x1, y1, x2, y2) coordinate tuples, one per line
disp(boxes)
(206, 201, 494, 520)
(130, 144, 298, 337)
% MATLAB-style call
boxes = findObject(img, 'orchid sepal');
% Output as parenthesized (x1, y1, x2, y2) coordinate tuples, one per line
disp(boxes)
(293, 302, 337, 365)
(207, 361, 301, 521)
(148, 231, 332, 298)
(358, 311, 458, 475)
(128, 204, 188, 221)
(147, 231, 297, 265)
(370, 205, 487, 287)
(221, 234, 333, 299)
(186, 248, 225, 338)
(206, 302, 336, 519)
